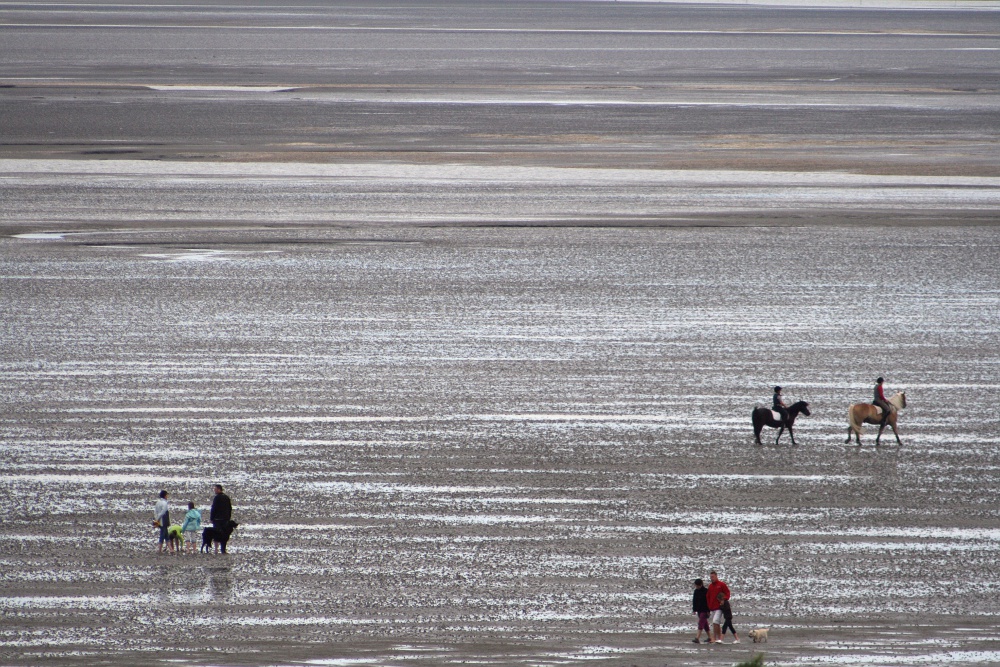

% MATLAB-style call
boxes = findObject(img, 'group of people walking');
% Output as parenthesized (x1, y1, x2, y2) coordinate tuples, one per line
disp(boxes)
(153, 484, 233, 554)
(692, 570, 739, 644)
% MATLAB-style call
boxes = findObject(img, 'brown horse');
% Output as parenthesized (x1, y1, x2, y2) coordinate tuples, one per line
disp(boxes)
(846, 391, 906, 446)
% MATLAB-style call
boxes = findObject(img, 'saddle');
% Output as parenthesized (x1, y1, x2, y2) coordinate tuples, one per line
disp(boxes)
(770, 410, 784, 422)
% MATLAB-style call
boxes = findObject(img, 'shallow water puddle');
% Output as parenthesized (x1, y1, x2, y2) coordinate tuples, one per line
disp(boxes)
(12, 232, 65, 240)
(794, 650, 1000, 665)
(139, 248, 279, 262)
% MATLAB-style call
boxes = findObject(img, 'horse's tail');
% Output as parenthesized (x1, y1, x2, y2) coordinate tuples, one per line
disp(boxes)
(848, 404, 861, 433)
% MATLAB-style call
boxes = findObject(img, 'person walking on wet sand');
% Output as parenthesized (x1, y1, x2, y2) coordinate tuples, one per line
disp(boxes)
(873, 377, 892, 427)
(153, 490, 171, 553)
(691, 578, 711, 643)
(706, 570, 730, 643)
(717, 591, 740, 643)
(210, 484, 232, 529)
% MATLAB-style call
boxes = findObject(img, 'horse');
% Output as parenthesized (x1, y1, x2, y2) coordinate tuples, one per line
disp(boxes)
(846, 391, 906, 446)
(752, 400, 811, 446)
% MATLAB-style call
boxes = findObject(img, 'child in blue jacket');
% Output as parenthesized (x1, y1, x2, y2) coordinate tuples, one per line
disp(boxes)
(180, 502, 201, 554)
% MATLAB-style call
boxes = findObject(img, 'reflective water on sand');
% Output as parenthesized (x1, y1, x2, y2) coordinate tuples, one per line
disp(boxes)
(3, 160, 1000, 227)
(2, 224, 999, 665)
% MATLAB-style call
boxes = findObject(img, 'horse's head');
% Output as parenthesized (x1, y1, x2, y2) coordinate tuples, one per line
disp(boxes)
(792, 400, 811, 416)
(891, 392, 907, 410)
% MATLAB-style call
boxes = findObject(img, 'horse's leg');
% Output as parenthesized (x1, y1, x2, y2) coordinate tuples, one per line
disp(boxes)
(788, 425, 796, 446)
(847, 418, 861, 445)
(890, 418, 902, 445)
(753, 413, 762, 445)
(875, 422, 885, 446)
(774, 425, 784, 445)
(847, 408, 863, 445)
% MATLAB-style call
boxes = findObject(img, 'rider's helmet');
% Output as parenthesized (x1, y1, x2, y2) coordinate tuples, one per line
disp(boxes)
(773, 386, 782, 393)
(876, 377, 884, 384)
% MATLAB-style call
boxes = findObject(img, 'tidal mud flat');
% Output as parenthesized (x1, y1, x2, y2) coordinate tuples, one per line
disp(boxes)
(2, 224, 1000, 666)
(2, 0, 1000, 665)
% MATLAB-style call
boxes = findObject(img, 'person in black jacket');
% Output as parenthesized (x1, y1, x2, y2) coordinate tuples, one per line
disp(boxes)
(718, 591, 741, 644)
(210, 484, 232, 528)
(773, 386, 789, 425)
(692, 578, 711, 643)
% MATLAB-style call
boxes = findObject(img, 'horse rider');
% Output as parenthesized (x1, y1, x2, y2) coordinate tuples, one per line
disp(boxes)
(773, 386, 789, 424)
(873, 377, 892, 426)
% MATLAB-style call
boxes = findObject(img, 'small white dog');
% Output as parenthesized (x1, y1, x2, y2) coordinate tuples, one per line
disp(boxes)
(748, 628, 769, 643)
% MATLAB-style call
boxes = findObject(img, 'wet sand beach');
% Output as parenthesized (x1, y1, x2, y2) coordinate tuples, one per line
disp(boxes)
(2, 1, 1000, 666)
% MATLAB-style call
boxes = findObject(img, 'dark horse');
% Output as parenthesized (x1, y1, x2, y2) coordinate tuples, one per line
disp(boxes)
(752, 400, 811, 446)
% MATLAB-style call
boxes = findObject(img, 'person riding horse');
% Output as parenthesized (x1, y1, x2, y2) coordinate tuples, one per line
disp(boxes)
(753, 396, 811, 445)
(772, 386, 789, 425)
(873, 377, 892, 427)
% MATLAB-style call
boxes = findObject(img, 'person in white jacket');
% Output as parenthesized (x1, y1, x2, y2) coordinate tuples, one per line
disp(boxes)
(154, 490, 171, 553)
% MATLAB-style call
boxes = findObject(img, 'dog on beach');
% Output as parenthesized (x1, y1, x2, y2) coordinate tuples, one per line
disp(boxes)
(748, 628, 769, 643)
(200, 520, 239, 554)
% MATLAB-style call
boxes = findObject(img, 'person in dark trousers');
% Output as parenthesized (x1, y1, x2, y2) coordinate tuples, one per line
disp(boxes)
(772, 386, 789, 424)
(692, 578, 711, 643)
(210, 484, 232, 528)
(873, 377, 892, 427)
(717, 592, 740, 643)
(154, 489, 171, 553)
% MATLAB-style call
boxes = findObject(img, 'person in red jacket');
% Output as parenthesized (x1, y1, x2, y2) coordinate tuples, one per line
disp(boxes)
(706, 570, 731, 643)
(873, 377, 892, 427)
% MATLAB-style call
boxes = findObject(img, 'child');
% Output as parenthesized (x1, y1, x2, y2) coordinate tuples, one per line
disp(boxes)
(718, 591, 740, 644)
(692, 578, 711, 643)
(180, 501, 201, 554)
(166, 524, 184, 553)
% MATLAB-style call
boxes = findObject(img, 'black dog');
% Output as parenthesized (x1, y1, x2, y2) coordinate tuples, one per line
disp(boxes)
(200, 520, 239, 554)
